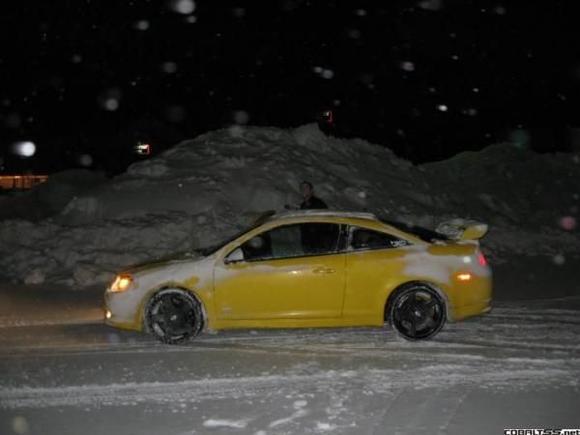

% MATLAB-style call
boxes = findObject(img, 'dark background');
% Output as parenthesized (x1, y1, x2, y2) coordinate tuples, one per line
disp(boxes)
(0, 0, 578, 174)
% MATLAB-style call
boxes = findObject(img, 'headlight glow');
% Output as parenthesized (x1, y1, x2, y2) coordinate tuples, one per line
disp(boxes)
(109, 274, 133, 292)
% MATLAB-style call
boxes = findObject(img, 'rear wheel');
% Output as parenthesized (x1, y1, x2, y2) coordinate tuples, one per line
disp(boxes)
(389, 284, 446, 340)
(145, 289, 203, 344)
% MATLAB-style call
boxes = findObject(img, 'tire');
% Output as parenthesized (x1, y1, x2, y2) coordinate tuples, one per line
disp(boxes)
(388, 283, 446, 341)
(145, 289, 203, 344)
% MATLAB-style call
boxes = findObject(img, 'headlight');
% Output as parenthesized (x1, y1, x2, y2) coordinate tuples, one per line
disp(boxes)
(109, 274, 133, 292)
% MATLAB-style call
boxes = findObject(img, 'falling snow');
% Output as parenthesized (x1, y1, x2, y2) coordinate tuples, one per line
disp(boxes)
(169, 0, 196, 15)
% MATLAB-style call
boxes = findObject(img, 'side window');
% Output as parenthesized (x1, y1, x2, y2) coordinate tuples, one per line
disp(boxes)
(300, 223, 341, 255)
(240, 223, 341, 261)
(350, 227, 409, 251)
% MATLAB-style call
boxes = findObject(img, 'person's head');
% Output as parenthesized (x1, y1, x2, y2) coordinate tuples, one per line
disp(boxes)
(300, 181, 314, 200)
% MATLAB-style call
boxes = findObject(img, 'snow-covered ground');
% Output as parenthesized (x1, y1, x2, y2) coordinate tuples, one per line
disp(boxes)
(0, 124, 578, 286)
(0, 280, 579, 435)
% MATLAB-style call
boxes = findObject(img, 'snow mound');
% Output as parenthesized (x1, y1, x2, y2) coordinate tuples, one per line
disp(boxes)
(0, 169, 106, 222)
(0, 124, 579, 285)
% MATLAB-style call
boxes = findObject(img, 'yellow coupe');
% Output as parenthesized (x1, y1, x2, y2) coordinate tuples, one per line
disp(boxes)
(104, 211, 492, 343)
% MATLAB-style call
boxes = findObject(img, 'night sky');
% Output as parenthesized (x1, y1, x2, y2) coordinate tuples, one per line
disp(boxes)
(1, 0, 577, 174)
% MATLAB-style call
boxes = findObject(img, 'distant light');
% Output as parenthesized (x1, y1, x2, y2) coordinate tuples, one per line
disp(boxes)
(559, 216, 576, 231)
(321, 110, 333, 124)
(321, 69, 334, 79)
(313, 66, 334, 79)
(418, 0, 442, 11)
(437, 104, 448, 112)
(134, 20, 150, 30)
(105, 310, 112, 320)
(457, 273, 472, 281)
(135, 143, 151, 155)
(161, 61, 178, 73)
(169, 0, 196, 14)
(99, 88, 122, 111)
(104, 98, 119, 111)
(494, 5, 506, 15)
(12, 141, 36, 157)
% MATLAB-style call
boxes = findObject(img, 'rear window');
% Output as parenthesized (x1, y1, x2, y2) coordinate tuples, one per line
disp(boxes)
(380, 219, 449, 243)
(350, 228, 410, 250)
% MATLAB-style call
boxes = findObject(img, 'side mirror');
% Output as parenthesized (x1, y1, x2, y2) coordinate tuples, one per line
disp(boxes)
(225, 247, 244, 264)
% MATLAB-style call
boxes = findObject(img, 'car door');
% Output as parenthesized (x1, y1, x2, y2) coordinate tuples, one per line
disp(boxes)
(214, 222, 346, 320)
(343, 226, 411, 319)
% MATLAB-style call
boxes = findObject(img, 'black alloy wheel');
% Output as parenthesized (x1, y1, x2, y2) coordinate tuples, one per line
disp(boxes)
(390, 284, 446, 340)
(146, 289, 203, 344)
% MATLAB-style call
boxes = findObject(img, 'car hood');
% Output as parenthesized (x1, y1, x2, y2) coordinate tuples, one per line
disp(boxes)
(123, 251, 204, 275)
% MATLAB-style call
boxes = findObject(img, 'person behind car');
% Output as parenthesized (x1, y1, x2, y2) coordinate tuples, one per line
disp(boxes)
(299, 181, 327, 210)
(284, 181, 328, 211)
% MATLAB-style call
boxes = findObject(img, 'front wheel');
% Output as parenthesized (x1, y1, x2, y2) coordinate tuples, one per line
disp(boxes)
(389, 284, 446, 340)
(145, 289, 203, 344)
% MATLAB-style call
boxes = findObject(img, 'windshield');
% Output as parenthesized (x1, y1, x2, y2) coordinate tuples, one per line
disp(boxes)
(196, 222, 262, 256)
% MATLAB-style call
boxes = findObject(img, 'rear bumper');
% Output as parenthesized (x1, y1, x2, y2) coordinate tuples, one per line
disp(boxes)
(448, 271, 493, 321)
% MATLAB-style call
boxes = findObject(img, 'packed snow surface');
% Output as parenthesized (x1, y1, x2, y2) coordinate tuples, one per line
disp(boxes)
(0, 293, 579, 435)
(0, 124, 578, 285)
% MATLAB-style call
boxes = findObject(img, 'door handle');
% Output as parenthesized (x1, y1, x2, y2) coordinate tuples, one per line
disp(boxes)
(313, 267, 336, 274)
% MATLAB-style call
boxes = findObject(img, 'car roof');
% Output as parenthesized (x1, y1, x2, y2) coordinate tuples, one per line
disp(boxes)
(258, 210, 429, 244)
(267, 210, 379, 221)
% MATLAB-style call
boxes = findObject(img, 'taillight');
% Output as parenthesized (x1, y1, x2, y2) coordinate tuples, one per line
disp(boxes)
(477, 252, 488, 267)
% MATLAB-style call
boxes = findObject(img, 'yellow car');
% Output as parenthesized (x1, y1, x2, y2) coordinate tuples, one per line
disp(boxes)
(104, 211, 492, 343)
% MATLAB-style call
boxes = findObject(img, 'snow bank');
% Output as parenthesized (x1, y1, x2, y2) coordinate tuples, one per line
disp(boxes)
(0, 124, 578, 285)
(0, 169, 106, 222)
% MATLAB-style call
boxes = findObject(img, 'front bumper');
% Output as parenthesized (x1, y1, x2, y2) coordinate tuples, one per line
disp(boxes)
(104, 288, 144, 331)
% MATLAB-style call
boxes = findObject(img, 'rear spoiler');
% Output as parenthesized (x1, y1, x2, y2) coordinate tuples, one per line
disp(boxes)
(435, 219, 488, 241)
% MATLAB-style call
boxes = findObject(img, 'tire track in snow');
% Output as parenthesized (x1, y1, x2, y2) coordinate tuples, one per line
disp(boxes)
(1, 362, 577, 410)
